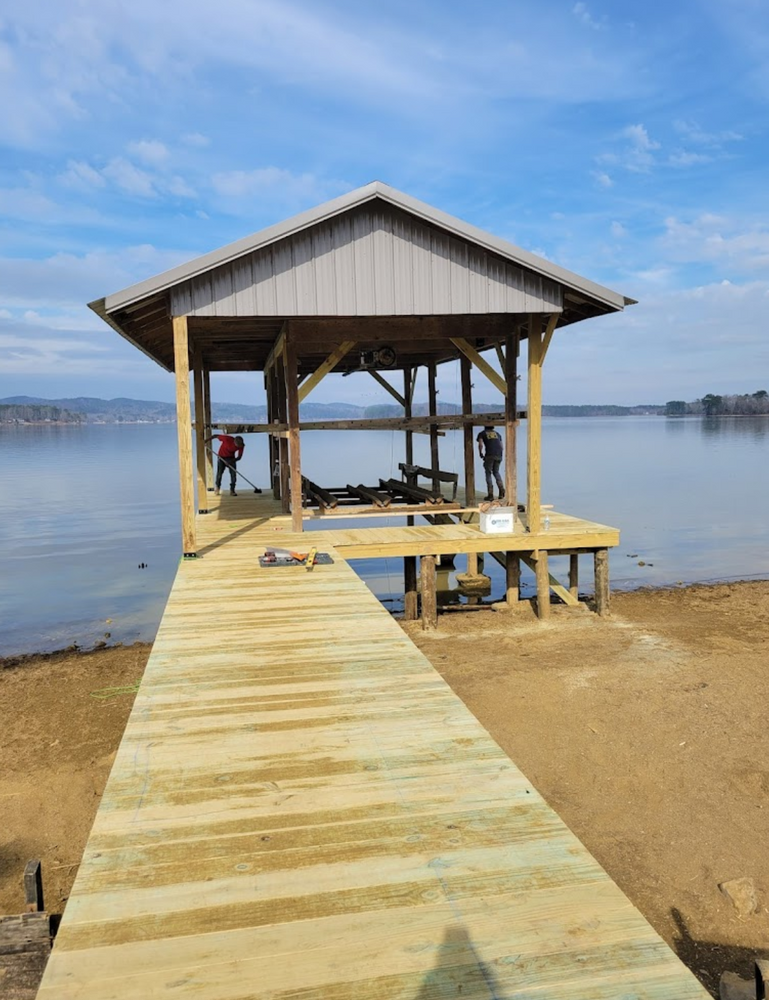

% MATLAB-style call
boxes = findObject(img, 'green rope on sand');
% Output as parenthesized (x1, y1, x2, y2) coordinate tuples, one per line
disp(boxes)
(90, 682, 141, 700)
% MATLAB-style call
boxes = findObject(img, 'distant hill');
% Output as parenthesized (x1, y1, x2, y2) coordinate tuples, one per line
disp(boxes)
(0, 402, 85, 424)
(0, 395, 666, 423)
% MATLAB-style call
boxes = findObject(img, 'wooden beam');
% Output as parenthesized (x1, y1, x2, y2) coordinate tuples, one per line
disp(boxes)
(368, 369, 406, 407)
(539, 313, 559, 363)
(203, 368, 213, 490)
(570, 554, 579, 601)
(527, 315, 543, 533)
(504, 326, 519, 508)
(298, 340, 356, 403)
(284, 335, 303, 532)
(595, 548, 610, 616)
(421, 554, 437, 631)
(495, 342, 505, 369)
(193, 345, 207, 511)
(210, 412, 523, 434)
(450, 337, 506, 395)
(172, 316, 196, 556)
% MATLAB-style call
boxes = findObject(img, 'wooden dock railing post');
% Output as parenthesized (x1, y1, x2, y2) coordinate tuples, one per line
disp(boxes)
(172, 315, 196, 557)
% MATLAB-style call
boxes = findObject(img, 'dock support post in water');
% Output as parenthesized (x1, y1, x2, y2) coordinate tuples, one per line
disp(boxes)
(460, 355, 479, 577)
(420, 554, 437, 630)
(570, 553, 579, 601)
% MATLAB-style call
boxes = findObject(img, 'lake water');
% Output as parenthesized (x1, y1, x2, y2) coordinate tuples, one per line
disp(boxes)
(1, 416, 768, 657)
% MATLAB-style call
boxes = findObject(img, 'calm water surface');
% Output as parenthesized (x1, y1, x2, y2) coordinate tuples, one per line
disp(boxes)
(1, 416, 768, 656)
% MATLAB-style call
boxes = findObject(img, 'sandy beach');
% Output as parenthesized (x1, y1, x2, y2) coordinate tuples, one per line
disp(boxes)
(2, 580, 768, 996)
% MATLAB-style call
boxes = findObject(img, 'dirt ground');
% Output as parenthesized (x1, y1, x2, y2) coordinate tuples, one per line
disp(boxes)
(2, 583, 769, 996)
(405, 580, 769, 996)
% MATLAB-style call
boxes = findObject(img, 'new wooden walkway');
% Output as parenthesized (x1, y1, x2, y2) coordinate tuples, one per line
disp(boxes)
(37, 501, 707, 999)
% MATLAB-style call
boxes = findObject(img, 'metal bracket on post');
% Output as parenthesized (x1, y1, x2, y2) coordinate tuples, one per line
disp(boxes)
(183, 552, 198, 559)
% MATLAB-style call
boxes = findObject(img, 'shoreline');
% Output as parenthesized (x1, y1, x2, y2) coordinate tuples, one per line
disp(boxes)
(3, 575, 769, 667)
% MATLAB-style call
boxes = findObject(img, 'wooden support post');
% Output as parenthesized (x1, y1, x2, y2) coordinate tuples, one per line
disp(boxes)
(404, 556, 418, 620)
(527, 314, 543, 534)
(460, 355, 479, 575)
(428, 363, 439, 491)
(403, 369, 414, 466)
(284, 334, 303, 533)
(276, 352, 290, 511)
(506, 553, 520, 604)
(534, 550, 550, 620)
(420, 554, 437, 631)
(203, 368, 213, 490)
(173, 316, 196, 556)
(594, 549, 610, 616)
(193, 345, 207, 512)
(570, 554, 579, 600)
(504, 326, 519, 509)
(265, 369, 276, 497)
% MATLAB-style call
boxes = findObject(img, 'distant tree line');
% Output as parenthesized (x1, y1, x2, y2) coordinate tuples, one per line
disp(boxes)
(664, 391, 769, 417)
(0, 404, 85, 423)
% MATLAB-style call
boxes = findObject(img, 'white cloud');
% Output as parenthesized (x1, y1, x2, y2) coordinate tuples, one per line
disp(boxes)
(211, 167, 349, 215)
(102, 158, 157, 197)
(127, 139, 170, 166)
(663, 214, 769, 271)
(610, 221, 627, 238)
(182, 132, 210, 147)
(668, 150, 713, 167)
(673, 120, 743, 145)
(572, 2, 604, 29)
(60, 159, 107, 190)
(592, 170, 613, 188)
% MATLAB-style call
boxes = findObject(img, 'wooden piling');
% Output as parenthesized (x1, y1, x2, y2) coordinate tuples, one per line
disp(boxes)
(570, 554, 579, 601)
(534, 550, 550, 620)
(460, 355, 479, 576)
(203, 368, 212, 490)
(193, 345, 206, 511)
(428, 363, 439, 491)
(404, 556, 418, 620)
(420, 554, 437, 630)
(595, 549, 610, 616)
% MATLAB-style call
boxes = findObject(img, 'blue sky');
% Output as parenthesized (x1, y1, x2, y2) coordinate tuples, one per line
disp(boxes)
(1, 0, 769, 407)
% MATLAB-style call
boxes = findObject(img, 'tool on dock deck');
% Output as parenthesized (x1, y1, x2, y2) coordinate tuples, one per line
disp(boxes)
(259, 547, 333, 568)
(205, 444, 263, 494)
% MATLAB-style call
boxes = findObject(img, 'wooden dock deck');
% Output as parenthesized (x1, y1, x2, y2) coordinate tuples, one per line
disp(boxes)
(37, 500, 708, 999)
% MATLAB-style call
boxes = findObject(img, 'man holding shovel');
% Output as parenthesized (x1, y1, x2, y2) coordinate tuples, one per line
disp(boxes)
(206, 433, 247, 496)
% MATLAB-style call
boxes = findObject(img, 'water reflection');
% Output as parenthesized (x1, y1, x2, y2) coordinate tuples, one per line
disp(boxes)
(700, 415, 769, 440)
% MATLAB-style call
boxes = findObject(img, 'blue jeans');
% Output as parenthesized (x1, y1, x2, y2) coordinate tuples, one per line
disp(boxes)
(484, 457, 503, 495)
(216, 456, 237, 490)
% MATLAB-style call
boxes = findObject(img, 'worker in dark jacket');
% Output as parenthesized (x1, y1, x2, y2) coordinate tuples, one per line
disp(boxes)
(477, 425, 504, 501)
(206, 434, 244, 495)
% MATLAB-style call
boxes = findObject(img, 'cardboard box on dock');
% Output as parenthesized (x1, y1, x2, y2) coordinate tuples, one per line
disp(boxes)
(479, 506, 515, 534)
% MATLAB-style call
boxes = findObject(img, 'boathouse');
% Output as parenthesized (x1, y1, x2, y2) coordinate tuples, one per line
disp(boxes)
(90, 181, 631, 622)
(32, 183, 714, 1000)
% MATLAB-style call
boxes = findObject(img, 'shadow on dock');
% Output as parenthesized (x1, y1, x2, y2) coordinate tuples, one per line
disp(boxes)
(414, 925, 507, 999)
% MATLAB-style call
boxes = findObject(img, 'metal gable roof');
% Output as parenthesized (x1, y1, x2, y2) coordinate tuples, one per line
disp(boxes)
(93, 181, 634, 316)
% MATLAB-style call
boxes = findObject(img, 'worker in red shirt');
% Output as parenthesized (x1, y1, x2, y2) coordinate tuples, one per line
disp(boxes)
(206, 434, 245, 496)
